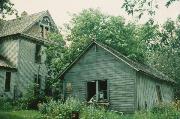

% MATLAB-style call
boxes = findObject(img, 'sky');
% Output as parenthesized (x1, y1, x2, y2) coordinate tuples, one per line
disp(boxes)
(10, 0, 180, 27)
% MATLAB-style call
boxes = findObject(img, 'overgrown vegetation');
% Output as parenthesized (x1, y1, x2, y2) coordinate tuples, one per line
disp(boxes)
(39, 97, 180, 119)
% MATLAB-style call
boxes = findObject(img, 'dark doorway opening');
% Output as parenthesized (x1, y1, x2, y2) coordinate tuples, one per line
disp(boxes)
(87, 81, 96, 101)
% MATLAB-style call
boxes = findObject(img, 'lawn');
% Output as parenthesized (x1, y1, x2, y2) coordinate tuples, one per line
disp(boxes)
(0, 110, 41, 119)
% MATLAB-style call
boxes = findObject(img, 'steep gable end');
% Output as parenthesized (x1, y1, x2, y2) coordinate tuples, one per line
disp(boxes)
(0, 10, 57, 38)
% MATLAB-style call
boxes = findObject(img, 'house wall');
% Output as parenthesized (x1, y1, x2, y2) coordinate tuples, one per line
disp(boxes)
(63, 44, 136, 113)
(0, 38, 19, 66)
(136, 72, 174, 110)
(0, 69, 18, 98)
(17, 38, 47, 95)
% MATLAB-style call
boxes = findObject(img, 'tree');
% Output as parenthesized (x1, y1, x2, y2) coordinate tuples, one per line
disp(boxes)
(65, 9, 147, 63)
(146, 17, 180, 98)
(45, 33, 66, 97)
(122, 0, 179, 19)
(0, 0, 17, 18)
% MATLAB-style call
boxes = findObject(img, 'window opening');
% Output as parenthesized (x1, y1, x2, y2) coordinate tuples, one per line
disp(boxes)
(5, 72, 11, 92)
(156, 85, 163, 103)
(87, 80, 108, 103)
(35, 44, 41, 63)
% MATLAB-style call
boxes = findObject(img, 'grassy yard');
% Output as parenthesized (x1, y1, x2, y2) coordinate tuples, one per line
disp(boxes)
(0, 110, 41, 119)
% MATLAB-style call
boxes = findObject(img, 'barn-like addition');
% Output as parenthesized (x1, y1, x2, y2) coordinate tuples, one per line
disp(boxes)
(59, 41, 176, 113)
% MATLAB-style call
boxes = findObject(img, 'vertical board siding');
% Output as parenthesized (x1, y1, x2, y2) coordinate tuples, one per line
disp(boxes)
(0, 39, 19, 66)
(136, 72, 174, 110)
(64, 45, 136, 113)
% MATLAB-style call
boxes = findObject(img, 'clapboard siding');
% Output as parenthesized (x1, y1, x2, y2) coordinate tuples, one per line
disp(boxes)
(64, 45, 136, 113)
(17, 39, 47, 95)
(136, 72, 174, 110)
(0, 38, 19, 66)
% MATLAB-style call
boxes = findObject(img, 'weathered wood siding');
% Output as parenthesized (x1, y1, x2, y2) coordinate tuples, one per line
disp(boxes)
(0, 69, 18, 98)
(63, 44, 136, 113)
(136, 72, 174, 110)
(0, 38, 19, 66)
(17, 38, 47, 95)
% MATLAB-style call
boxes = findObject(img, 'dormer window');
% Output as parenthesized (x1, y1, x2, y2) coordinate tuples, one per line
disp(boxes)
(39, 16, 51, 38)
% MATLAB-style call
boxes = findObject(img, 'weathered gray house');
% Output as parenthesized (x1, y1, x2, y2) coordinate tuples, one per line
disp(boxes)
(0, 11, 58, 99)
(59, 41, 176, 113)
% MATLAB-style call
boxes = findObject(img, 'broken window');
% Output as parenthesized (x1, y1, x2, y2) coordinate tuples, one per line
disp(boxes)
(87, 80, 108, 103)
(156, 85, 163, 103)
(5, 72, 11, 92)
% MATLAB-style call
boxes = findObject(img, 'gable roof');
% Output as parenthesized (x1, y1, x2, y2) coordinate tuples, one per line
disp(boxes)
(0, 10, 58, 38)
(0, 11, 46, 38)
(0, 55, 16, 70)
(58, 41, 176, 84)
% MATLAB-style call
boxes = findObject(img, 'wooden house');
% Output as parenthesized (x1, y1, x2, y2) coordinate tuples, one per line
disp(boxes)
(59, 41, 176, 113)
(0, 11, 58, 99)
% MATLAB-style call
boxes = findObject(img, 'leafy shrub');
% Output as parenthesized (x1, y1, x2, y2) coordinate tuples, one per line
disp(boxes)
(39, 97, 130, 119)
(134, 103, 180, 119)
(39, 97, 82, 119)
(0, 97, 14, 111)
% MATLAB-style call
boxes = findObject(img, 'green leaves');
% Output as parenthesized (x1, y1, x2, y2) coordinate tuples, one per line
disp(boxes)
(66, 9, 146, 63)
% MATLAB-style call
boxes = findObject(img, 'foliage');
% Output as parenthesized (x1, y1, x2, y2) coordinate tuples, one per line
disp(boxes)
(134, 103, 180, 119)
(0, 97, 14, 111)
(145, 17, 180, 98)
(0, 0, 17, 18)
(39, 97, 131, 119)
(45, 33, 66, 98)
(14, 84, 49, 110)
(0, 110, 41, 119)
(39, 97, 82, 119)
(122, 0, 180, 19)
(65, 9, 146, 63)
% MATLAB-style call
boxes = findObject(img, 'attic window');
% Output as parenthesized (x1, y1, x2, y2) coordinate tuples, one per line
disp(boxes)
(5, 72, 11, 92)
(87, 80, 108, 103)
(156, 85, 163, 103)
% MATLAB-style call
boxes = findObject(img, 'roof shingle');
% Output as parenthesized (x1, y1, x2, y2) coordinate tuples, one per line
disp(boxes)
(0, 11, 46, 38)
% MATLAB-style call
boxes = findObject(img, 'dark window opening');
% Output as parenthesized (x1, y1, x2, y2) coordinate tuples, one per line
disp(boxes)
(45, 27, 49, 38)
(99, 80, 107, 101)
(87, 80, 108, 102)
(156, 85, 163, 103)
(87, 81, 96, 101)
(34, 74, 41, 95)
(5, 72, 11, 92)
(35, 44, 41, 63)
(145, 101, 147, 109)
(40, 25, 44, 37)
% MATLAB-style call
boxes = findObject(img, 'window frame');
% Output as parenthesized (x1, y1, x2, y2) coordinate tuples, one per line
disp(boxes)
(156, 85, 163, 103)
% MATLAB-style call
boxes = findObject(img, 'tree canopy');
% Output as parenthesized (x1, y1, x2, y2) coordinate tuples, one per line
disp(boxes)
(0, 0, 17, 18)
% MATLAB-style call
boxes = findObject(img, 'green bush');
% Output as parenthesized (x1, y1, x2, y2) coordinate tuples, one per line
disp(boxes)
(134, 103, 180, 119)
(39, 97, 129, 119)
(39, 97, 82, 119)
(0, 97, 14, 111)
